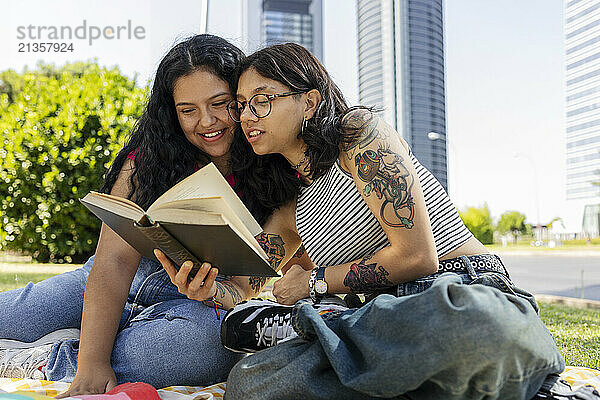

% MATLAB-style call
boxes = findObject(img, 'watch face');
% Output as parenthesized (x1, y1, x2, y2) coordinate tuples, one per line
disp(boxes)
(315, 280, 328, 295)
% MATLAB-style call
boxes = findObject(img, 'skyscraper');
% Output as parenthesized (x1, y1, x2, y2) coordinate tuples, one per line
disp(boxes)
(242, 0, 323, 60)
(565, 0, 600, 235)
(356, 0, 448, 190)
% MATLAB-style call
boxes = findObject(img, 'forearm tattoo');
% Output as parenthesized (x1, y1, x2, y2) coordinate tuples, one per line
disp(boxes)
(255, 232, 285, 270)
(249, 232, 285, 293)
(248, 276, 268, 293)
(292, 245, 306, 259)
(355, 145, 415, 228)
(343, 255, 395, 294)
(203, 281, 244, 307)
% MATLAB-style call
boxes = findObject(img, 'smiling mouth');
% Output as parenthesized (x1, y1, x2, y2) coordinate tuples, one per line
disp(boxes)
(199, 129, 224, 138)
(247, 130, 264, 138)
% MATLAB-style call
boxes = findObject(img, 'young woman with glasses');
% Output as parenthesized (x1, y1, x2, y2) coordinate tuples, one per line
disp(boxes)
(216, 43, 565, 400)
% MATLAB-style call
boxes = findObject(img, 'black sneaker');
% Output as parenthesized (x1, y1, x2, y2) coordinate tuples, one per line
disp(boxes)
(221, 299, 296, 353)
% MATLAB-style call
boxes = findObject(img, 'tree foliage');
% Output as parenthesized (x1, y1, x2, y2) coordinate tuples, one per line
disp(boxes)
(0, 62, 147, 262)
(458, 204, 494, 245)
(497, 211, 528, 236)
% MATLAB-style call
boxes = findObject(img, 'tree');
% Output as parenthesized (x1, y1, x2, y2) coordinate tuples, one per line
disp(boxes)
(497, 211, 528, 243)
(458, 204, 494, 245)
(0, 62, 147, 262)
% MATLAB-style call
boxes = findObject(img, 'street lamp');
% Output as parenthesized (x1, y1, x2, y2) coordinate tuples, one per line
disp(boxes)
(428, 131, 442, 141)
(427, 131, 452, 190)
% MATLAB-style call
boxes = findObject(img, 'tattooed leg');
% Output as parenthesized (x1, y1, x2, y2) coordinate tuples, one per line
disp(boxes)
(343, 255, 395, 294)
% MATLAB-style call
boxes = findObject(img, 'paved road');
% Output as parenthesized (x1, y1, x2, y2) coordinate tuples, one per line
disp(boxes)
(501, 254, 600, 301)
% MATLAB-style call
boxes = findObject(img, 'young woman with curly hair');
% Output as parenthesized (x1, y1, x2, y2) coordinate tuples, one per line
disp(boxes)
(0, 34, 297, 396)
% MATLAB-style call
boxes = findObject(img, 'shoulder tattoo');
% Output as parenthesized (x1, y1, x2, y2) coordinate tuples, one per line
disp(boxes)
(355, 145, 415, 228)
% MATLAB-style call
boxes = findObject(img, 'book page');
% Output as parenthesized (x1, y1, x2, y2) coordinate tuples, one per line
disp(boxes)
(150, 209, 228, 226)
(80, 192, 145, 219)
(147, 163, 262, 236)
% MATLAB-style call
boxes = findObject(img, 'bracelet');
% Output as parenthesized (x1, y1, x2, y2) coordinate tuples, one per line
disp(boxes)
(308, 267, 319, 303)
(205, 292, 224, 320)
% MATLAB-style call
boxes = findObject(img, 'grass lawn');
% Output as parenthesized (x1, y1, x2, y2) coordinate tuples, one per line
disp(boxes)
(0, 267, 598, 370)
(539, 301, 600, 370)
(486, 243, 600, 252)
(0, 272, 58, 292)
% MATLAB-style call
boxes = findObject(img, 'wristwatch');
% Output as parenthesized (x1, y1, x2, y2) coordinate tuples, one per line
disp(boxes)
(309, 266, 328, 303)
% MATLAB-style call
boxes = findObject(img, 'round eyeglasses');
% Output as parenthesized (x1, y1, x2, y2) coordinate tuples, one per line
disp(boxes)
(227, 91, 305, 122)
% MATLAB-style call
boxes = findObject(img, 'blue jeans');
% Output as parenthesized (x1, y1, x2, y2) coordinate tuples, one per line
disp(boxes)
(0, 255, 242, 387)
(225, 261, 565, 399)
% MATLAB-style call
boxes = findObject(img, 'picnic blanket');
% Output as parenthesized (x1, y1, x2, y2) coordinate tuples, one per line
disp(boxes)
(0, 366, 598, 399)
(0, 380, 225, 400)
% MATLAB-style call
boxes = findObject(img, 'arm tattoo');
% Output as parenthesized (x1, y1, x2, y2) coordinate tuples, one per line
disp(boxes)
(342, 111, 388, 158)
(247, 232, 285, 294)
(292, 245, 305, 259)
(214, 280, 243, 305)
(343, 255, 395, 294)
(248, 276, 268, 293)
(203, 280, 244, 308)
(355, 145, 415, 228)
(255, 232, 285, 270)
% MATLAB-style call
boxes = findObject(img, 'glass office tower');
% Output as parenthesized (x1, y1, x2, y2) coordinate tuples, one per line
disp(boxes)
(242, 0, 323, 60)
(357, 0, 448, 190)
(566, 0, 600, 200)
(565, 0, 600, 234)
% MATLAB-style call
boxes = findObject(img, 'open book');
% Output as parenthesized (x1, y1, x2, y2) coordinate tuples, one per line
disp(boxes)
(80, 163, 277, 277)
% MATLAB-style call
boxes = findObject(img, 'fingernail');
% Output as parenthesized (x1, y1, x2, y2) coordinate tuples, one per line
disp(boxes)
(184, 261, 192, 268)
(153, 249, 160, 257)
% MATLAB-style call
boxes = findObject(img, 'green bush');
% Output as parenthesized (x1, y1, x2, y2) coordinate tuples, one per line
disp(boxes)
(459, 204, 494, 245)
(0, 62, 147, 262)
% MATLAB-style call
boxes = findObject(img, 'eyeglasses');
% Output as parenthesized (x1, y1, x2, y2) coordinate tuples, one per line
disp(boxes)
(227, 91, 304, 122)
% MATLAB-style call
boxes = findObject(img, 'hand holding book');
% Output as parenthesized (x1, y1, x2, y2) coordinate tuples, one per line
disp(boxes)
(155, 249, 218, 300)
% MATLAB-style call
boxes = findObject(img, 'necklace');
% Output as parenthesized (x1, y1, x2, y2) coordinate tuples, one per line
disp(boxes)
(292, 153, 308, 170)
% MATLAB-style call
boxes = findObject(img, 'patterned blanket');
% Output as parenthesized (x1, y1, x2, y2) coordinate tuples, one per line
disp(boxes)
(0, 366, 598, 399)
(0, 380, 225, 399)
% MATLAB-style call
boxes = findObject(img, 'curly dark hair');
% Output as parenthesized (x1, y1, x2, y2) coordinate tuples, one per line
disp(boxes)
(236, 42, 361, 181)
(100, 34, 294, 225)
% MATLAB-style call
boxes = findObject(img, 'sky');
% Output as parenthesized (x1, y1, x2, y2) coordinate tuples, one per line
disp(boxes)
(1, 0, 573, 229)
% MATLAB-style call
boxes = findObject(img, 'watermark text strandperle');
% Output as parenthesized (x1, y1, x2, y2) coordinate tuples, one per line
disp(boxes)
(16, 20, 146, 46)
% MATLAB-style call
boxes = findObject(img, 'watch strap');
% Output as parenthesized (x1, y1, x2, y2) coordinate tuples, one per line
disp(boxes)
(315, 265, 326, 282)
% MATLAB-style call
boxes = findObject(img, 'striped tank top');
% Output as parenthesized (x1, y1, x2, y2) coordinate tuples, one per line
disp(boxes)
(295, 152, 473, 267)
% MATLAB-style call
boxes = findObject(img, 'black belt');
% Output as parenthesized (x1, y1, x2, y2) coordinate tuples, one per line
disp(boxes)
(438, 254, 510, 280)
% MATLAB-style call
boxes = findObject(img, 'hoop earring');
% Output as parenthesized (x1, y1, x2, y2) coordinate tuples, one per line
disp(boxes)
(300, 118, 307, 137)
